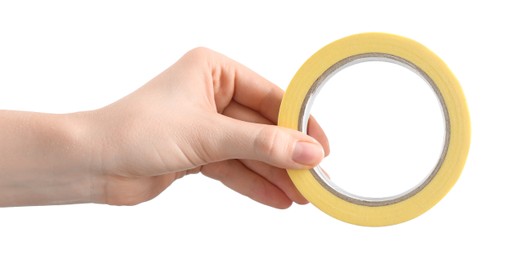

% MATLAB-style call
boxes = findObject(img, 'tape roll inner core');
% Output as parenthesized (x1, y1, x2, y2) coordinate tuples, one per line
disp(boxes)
(299, 53, 451, 206)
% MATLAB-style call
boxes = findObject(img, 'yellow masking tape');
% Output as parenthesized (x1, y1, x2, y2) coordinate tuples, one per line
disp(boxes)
(278, 33, 470, 226)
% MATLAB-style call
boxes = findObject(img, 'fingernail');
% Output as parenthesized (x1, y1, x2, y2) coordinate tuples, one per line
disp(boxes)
(292, 141, 324, 166)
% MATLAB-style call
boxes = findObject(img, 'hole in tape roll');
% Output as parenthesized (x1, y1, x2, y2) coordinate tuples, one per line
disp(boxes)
(301, 54, 449, 206)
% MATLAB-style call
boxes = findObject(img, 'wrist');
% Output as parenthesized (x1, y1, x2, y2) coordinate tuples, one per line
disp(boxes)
(37, 111, 103, 205)
(64, 111, 106, 204)
(0, 110, 103, 206)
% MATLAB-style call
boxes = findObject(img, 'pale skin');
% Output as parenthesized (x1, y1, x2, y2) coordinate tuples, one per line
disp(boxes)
(0, 48, 329, 208)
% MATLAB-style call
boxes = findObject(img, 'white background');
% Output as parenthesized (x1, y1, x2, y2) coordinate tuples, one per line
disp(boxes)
(1, 1, 508, 259)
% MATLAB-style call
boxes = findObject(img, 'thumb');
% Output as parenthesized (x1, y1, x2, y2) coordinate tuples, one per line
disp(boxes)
(200, 116, 324, 169)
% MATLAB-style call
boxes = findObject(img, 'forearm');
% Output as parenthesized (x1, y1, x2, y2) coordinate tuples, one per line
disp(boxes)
(0, 110, 99, 206)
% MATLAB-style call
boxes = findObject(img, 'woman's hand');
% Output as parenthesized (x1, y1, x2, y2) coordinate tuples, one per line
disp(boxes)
(0, 48, 329, 209)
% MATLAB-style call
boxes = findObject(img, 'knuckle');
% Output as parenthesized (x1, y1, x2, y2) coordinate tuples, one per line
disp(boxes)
(184, 47, 214, 60)
(254, 127, 285, 160)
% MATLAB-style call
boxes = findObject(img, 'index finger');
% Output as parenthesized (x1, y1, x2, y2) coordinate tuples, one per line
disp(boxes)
(214, 52, 330, 155)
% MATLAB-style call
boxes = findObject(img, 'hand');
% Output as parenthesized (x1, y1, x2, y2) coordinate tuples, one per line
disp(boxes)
(88, 48, 329, 208)
(0, 48, 328, 208)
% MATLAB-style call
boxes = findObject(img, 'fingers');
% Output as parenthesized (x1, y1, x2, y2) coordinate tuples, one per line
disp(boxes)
(222, 101, 330, 156)
(202, 50, 330, 155)
(176, 48, 330, 158)
(222, 101, 272, 125)
(202, 160, 293, 209)
(201, 48, 283, 122)
(198, 115, 324, 170)
(214, 103, 310, 207)
(241, 159, 308, 205)
(308, 116, 330, 156)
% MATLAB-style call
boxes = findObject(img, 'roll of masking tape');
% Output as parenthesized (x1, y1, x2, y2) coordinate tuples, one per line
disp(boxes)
(278, 33, 470, 226)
